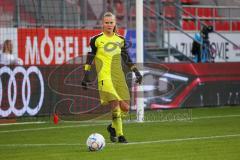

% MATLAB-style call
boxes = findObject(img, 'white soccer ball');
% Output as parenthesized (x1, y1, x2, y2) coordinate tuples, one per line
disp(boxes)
(86, 133, 105, 151)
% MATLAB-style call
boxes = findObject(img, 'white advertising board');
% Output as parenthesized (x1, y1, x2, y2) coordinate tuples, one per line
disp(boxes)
(166, 31, 240, 62)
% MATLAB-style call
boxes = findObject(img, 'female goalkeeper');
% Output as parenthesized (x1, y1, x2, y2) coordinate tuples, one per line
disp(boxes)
(82, 12, 142, 143)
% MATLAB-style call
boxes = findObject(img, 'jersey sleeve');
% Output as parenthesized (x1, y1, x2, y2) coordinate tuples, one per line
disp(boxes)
(85, 37, 97, 66)
(121, 38, 136, 70)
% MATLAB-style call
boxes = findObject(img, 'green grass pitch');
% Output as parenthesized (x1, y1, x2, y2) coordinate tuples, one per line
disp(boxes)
(0, 106, 240, 160)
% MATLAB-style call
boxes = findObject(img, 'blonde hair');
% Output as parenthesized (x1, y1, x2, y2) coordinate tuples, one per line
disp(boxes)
(3, 40, 12, 54)
(102, 12, 118, 33)
(103, 12, 116, 19)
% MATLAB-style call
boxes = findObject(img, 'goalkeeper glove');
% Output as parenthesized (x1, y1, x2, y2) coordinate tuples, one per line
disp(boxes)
(82, 64, 92, 89)
(82, 71, 91, 90)
(132, 67, 142, 84)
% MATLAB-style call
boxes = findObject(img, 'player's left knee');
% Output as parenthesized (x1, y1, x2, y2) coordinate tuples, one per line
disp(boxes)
(119, 102, 129, 112)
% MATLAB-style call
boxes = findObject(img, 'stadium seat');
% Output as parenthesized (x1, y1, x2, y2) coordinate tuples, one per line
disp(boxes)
(129, 1, 151, 18)
(237, 22, 240, 31)
(181, 0, 199, 5)
(115, 0, 125, 20)
(182, 20, 196, 30)
(130, 6, 136, 17)
(215, 21, 222, 30)
(203, 20, 213, 27)
(197, 8, 213, 17)
(183, 7, 196, 17)
(20, 11, 36, 24)
(189, 20, 197, 30)
(163, 6, 176, 18)
(149, 19, 157, 33)
(149, 1, 156, 17)
(213, 8, 219, 17)
(0, 0, 15, 13)
(181, 0, 190, 4)
(221, 21, 230, 31)
(232, 21, 240, 31)
(215, 21, 230, 31)
(161, 0, 175, 3)
(197, 8, 204, 17)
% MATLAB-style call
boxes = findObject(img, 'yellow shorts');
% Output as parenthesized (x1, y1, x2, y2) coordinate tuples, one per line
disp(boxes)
(98, 79, 130, 105)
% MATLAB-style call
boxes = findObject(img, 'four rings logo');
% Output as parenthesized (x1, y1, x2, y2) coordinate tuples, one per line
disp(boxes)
(0, 66, 44, 117)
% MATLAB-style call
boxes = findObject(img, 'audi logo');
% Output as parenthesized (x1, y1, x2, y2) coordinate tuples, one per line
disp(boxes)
(0, 66, 44, 117)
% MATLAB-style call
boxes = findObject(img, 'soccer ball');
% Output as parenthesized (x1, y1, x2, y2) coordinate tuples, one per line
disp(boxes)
(86, 133, 105, 151)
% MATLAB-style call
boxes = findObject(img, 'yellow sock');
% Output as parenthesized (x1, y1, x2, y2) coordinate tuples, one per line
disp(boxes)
(111, 107, 123, 136)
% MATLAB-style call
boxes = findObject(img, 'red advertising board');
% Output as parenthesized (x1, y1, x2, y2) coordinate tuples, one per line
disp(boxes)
(18, 28, 125, 65)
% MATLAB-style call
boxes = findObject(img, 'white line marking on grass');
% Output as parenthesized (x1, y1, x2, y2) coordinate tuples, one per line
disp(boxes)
(0, 114, 239, 134)
(0, 143, 85, 147)
(127, 134, 240, 145)
(0, 121, 46, 126)
(142, 114, 240, 123)
(0, 123, 108, 133)
(192, 114, 240, 120)
(0, 133, 239, 148)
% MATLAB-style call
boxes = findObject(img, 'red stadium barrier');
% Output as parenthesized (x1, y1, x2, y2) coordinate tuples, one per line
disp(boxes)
(1, 62, 240, 119)
(147, 62, 240, 109)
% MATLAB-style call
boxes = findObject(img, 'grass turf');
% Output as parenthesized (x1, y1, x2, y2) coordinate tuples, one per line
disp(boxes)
(0, 106, 240, 160)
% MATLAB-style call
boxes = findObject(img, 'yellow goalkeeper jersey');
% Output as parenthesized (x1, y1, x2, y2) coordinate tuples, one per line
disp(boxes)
(88, 32, 129, 82)
(85, 32, 135, 104)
